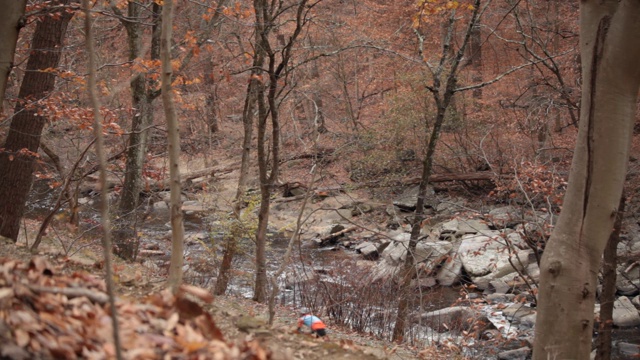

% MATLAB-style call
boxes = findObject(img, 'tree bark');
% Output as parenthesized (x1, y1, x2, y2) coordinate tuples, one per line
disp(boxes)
(252, 0, 309, 303)
(392, 1, 481, 342)
(82, 0, 122, 357)
(595, 195, 625, 360)
(115, 0, 162, 260)
(533, 1, 640, 358)
(0, 0, 74, 241)
(161, 0, 185, 294)
(214, 46, 262, 296)
(0, 0, 26, 113)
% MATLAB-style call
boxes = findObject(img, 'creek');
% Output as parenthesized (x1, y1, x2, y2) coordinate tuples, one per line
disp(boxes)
(25, 180, 639, 358)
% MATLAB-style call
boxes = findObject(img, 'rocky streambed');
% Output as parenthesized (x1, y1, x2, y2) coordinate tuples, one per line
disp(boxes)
(27, 172, 640, 359)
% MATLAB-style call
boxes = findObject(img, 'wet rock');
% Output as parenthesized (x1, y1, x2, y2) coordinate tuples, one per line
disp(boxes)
(435, 197, 468, 215)
(489, 279, 511, 294)
(458, 231, 529, 277)
(502, 303, 535, 323)
(153, 201, 169, 210)
(393, 185, 437, 212)
(284, 270, 316, 288)
(411, 277, 437, 290)
(497, 347, 531, 360)
(617, 342, 640, 357)
(371, 238, 453, 280)
(486, 206, 524, 229)
(612, 296, 640, 327)
(485, 293, 516, 303)
(350, 202, 375, 216)
(519, 313, 537, 329)
(616, 264, 640, 296)
(437, 218, 491, 239)
(417, 306, 486, 333)
(436, 252, 463, 286)
(355, 242, 379, 260)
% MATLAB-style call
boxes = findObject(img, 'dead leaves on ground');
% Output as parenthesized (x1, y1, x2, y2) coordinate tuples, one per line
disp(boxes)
(0, 257, 271, 359)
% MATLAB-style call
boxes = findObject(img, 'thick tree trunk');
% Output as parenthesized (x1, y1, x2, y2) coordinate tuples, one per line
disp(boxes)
(116, 1, 161, 260)
(533, 1, 640, 358)
(161, 0, 185, 293)
(0, 0, 26, 112)
(0, 0, 73, 241)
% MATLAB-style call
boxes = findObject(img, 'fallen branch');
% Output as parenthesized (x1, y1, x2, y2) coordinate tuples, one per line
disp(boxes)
(316, 225, 358, 246)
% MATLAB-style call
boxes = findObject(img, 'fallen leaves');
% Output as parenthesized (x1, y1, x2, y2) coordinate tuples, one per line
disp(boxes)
(0, 257, 271, 359)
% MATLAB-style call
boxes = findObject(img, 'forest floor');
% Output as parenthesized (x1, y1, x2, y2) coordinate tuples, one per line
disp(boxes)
(1, 221, 439, 360)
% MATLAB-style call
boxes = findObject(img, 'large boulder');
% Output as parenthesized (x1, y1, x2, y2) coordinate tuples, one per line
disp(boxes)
(416, 306, 487, 333)
(457, 231, 526, 276)
(616, 263, 640, 296)
(370, 234, 453, 281)
(612, 296, 640, 327)
(393, 185, 438, 212)
(431, 218, 491, 241)
(486, 206, 524, 229)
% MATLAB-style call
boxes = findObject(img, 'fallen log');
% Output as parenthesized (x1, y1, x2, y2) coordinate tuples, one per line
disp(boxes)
(82, 163, 240, 196)
(402, 171, 502, 185)
(314, 226, 358, 246)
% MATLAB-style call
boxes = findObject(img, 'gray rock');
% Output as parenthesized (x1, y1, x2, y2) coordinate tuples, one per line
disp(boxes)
(371, 238, 453, 280)
(617, 342, 640, 357)
(458, 231, 505, 277)
(632, 295, 640, 307)
(612, 296, 640, 327)
(411, 277, 437, 289)
(393, 185, 437, 212)
(356, 241, 379, 260)
(489, 279, 511, 294)
(436, 218, 491, 240)
(502, 303, 535, 323)
(417, 306, 485, 333)
(435, 197, 468, 215)
(616, 264, 640, 296)
(519, 313, 537, 329)
(497, 347, 531, 360)
(436, 252, 463, 286)
(153, 201, 169, 210)
(457, 230, 532, 287)
(487, 206, 523, 229)
(485, 293, 516, 303)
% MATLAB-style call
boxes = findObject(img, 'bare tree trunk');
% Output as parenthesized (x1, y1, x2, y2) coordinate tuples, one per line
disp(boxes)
(82, 1, 122, 357)
(115, 0, 161, 260)
(596, 195, 625, 360)
(392, 2, 481, 342)
(214, 53, 261, 296)
(0, 0, 26, 113)
(533, 1, 640, 358)
(205, 59, 220, 133)
(161, 0, 185, 293)
(468, 23, 482, 99)
(0, 0, 74, 241)
(251, 0, 309, 303)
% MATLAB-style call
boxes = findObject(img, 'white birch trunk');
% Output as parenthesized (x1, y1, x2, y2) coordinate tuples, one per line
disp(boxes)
(533, 1, 640, 358)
